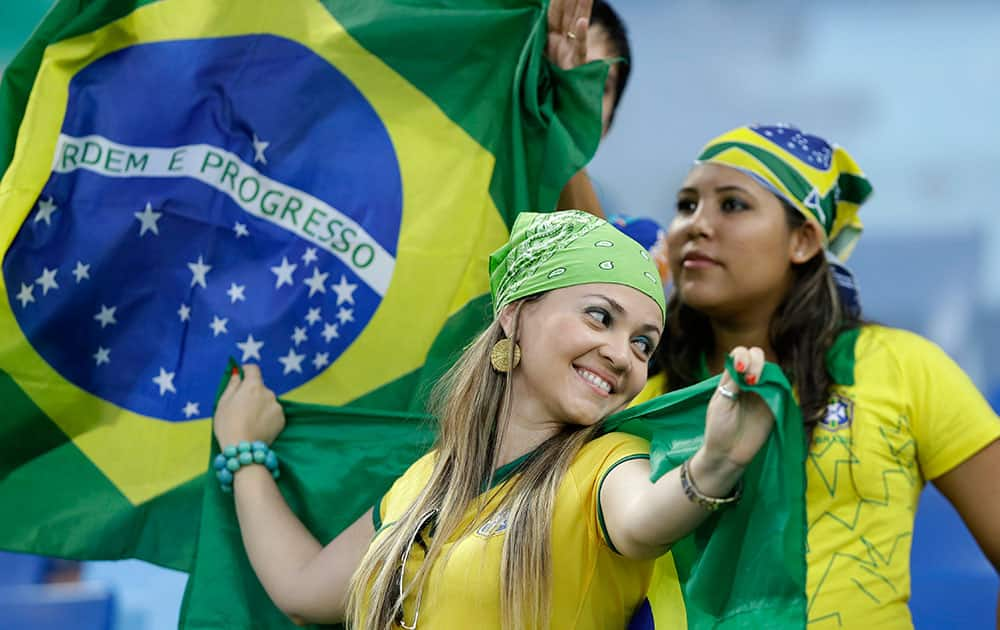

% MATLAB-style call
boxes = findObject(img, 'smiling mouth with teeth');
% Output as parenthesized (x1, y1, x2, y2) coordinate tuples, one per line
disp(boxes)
(576, 368, 612, 394)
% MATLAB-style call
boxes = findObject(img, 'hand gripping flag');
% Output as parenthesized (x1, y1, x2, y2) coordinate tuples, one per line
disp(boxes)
(0, 0, 607, 578)
(612, 361, 808, 630)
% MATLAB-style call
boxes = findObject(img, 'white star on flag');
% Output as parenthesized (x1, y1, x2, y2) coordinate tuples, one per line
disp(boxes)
(153, 367, 177, 395)
(188, 255, 211, 288)
(236, 334, 264, 362)
(178, 303, 191, 322)
(94, 304, 117, 328)
(16, 283, 34, 308)
(336, 307, 354, 325)
(93, 346, 111, 366)
(182, 402, 201, 418)
(302, 247, 318, 265)
(72, 261, 90, 283)
(134, 202, 162, 236)
(234, 222, 249, 238)
(278, 348, 305, 374)
(227, 282, 247, 304)
(291, 326, 308, 346)
(331, 274, 357, 305)
(210, 315, 229, 337)
(321, 322, 339, 342)
(34, 197, 58, 226)
(312, 352, 330, 369)
(35, 267, 59, 295)
(270, 257, 297, 288)
(305, 307, 322, 326)
(303, 267, 328, 297)
(252, 134, 270, 165)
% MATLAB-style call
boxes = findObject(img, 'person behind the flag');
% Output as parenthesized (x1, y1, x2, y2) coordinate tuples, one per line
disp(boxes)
(556, 0, 632, 217)
(633, 123, 1000, 629)
(587, 0, 631, 137)
(212, 209, 777, 629)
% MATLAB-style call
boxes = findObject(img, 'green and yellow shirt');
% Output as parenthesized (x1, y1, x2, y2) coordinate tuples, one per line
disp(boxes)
(374, 432, 654, 629)
(634, 325, 1000, 629)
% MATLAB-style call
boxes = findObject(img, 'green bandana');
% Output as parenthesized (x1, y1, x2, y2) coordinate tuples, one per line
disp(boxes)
(489, 210, 666, 319)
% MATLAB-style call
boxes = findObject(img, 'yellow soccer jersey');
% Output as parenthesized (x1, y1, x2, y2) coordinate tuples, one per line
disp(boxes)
(805, 325, 999, 628)
(374, 432, 654, 629)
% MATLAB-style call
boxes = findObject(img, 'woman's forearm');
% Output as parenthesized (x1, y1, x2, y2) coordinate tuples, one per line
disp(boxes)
(605, 449, 744, 559)
(232, 466, 328, 618)
(231, 467, 374, 623)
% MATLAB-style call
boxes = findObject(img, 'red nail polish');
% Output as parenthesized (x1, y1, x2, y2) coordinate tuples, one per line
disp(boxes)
(735, 361, 746, 372)
(231, 367, 240, 376)
(746, 374, 758, 385)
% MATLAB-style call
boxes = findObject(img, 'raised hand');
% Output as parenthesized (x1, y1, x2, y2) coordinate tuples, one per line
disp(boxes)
(702, 346, 775, 469)
(213, 363, 286, 448)
(546, 0, 593, 69)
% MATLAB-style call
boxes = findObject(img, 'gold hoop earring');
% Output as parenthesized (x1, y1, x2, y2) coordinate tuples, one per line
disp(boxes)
(490, 338, 521, 372)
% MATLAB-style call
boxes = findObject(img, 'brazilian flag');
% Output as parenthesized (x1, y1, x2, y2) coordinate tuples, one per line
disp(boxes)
(1, 2, 812, 628)
(0, 0, 604, 593)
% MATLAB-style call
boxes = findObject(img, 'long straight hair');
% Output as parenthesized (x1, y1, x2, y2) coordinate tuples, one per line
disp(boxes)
(656, 203, 863, 429)
(347, 297, 602, 629)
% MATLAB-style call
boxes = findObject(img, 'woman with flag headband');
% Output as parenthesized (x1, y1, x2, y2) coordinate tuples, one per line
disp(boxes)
(213, 208, 789, 628)
(629, 123, 1000, 629)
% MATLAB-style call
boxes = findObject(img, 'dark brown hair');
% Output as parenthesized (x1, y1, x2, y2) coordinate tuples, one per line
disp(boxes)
(590, 0, 631, 128)
(654, 202, 862, 430)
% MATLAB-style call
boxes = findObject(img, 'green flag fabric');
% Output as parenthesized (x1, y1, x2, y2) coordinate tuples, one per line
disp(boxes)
(182, 361, 806, 629)
(0, 0, 605, 573)
(607, 361, 807, 629)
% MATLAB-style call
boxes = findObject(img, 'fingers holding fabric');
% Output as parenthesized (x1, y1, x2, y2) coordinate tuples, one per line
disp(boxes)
(706, 346, 775, 468)
(213, 363, 285, 448)
(219, 366, 242, 404)
(716, 345, 764, 401)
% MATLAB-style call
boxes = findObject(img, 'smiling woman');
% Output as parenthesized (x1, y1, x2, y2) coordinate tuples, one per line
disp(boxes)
(212, 208, 780, 629)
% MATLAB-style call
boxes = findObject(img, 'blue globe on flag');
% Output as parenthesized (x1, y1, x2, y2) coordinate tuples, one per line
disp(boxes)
(3, 35, 402, 421)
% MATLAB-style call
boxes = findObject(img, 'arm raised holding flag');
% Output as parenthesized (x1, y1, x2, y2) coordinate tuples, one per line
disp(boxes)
(212, 363, 372, 624)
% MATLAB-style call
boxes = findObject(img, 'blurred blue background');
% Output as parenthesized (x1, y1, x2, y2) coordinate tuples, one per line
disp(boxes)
(1, 0, 997, 628)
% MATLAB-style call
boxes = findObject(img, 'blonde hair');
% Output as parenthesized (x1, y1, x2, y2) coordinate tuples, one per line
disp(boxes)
(346, 298, 602, 629)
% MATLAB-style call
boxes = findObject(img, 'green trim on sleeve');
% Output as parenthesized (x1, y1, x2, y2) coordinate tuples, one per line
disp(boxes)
(596, 453, 651, 555)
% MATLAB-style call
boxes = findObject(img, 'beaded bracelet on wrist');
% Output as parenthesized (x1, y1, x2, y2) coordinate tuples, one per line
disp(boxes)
(680, 458, 742, 512)
(213, 440, 279, 492)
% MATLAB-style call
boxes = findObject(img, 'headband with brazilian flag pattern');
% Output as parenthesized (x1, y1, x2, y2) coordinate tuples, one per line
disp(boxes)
(489, 210, 667, 320)
(696, 124, 873, 260)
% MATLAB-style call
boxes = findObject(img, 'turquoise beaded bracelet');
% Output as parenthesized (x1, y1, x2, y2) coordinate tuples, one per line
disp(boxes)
(213, 441, 279, 492)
